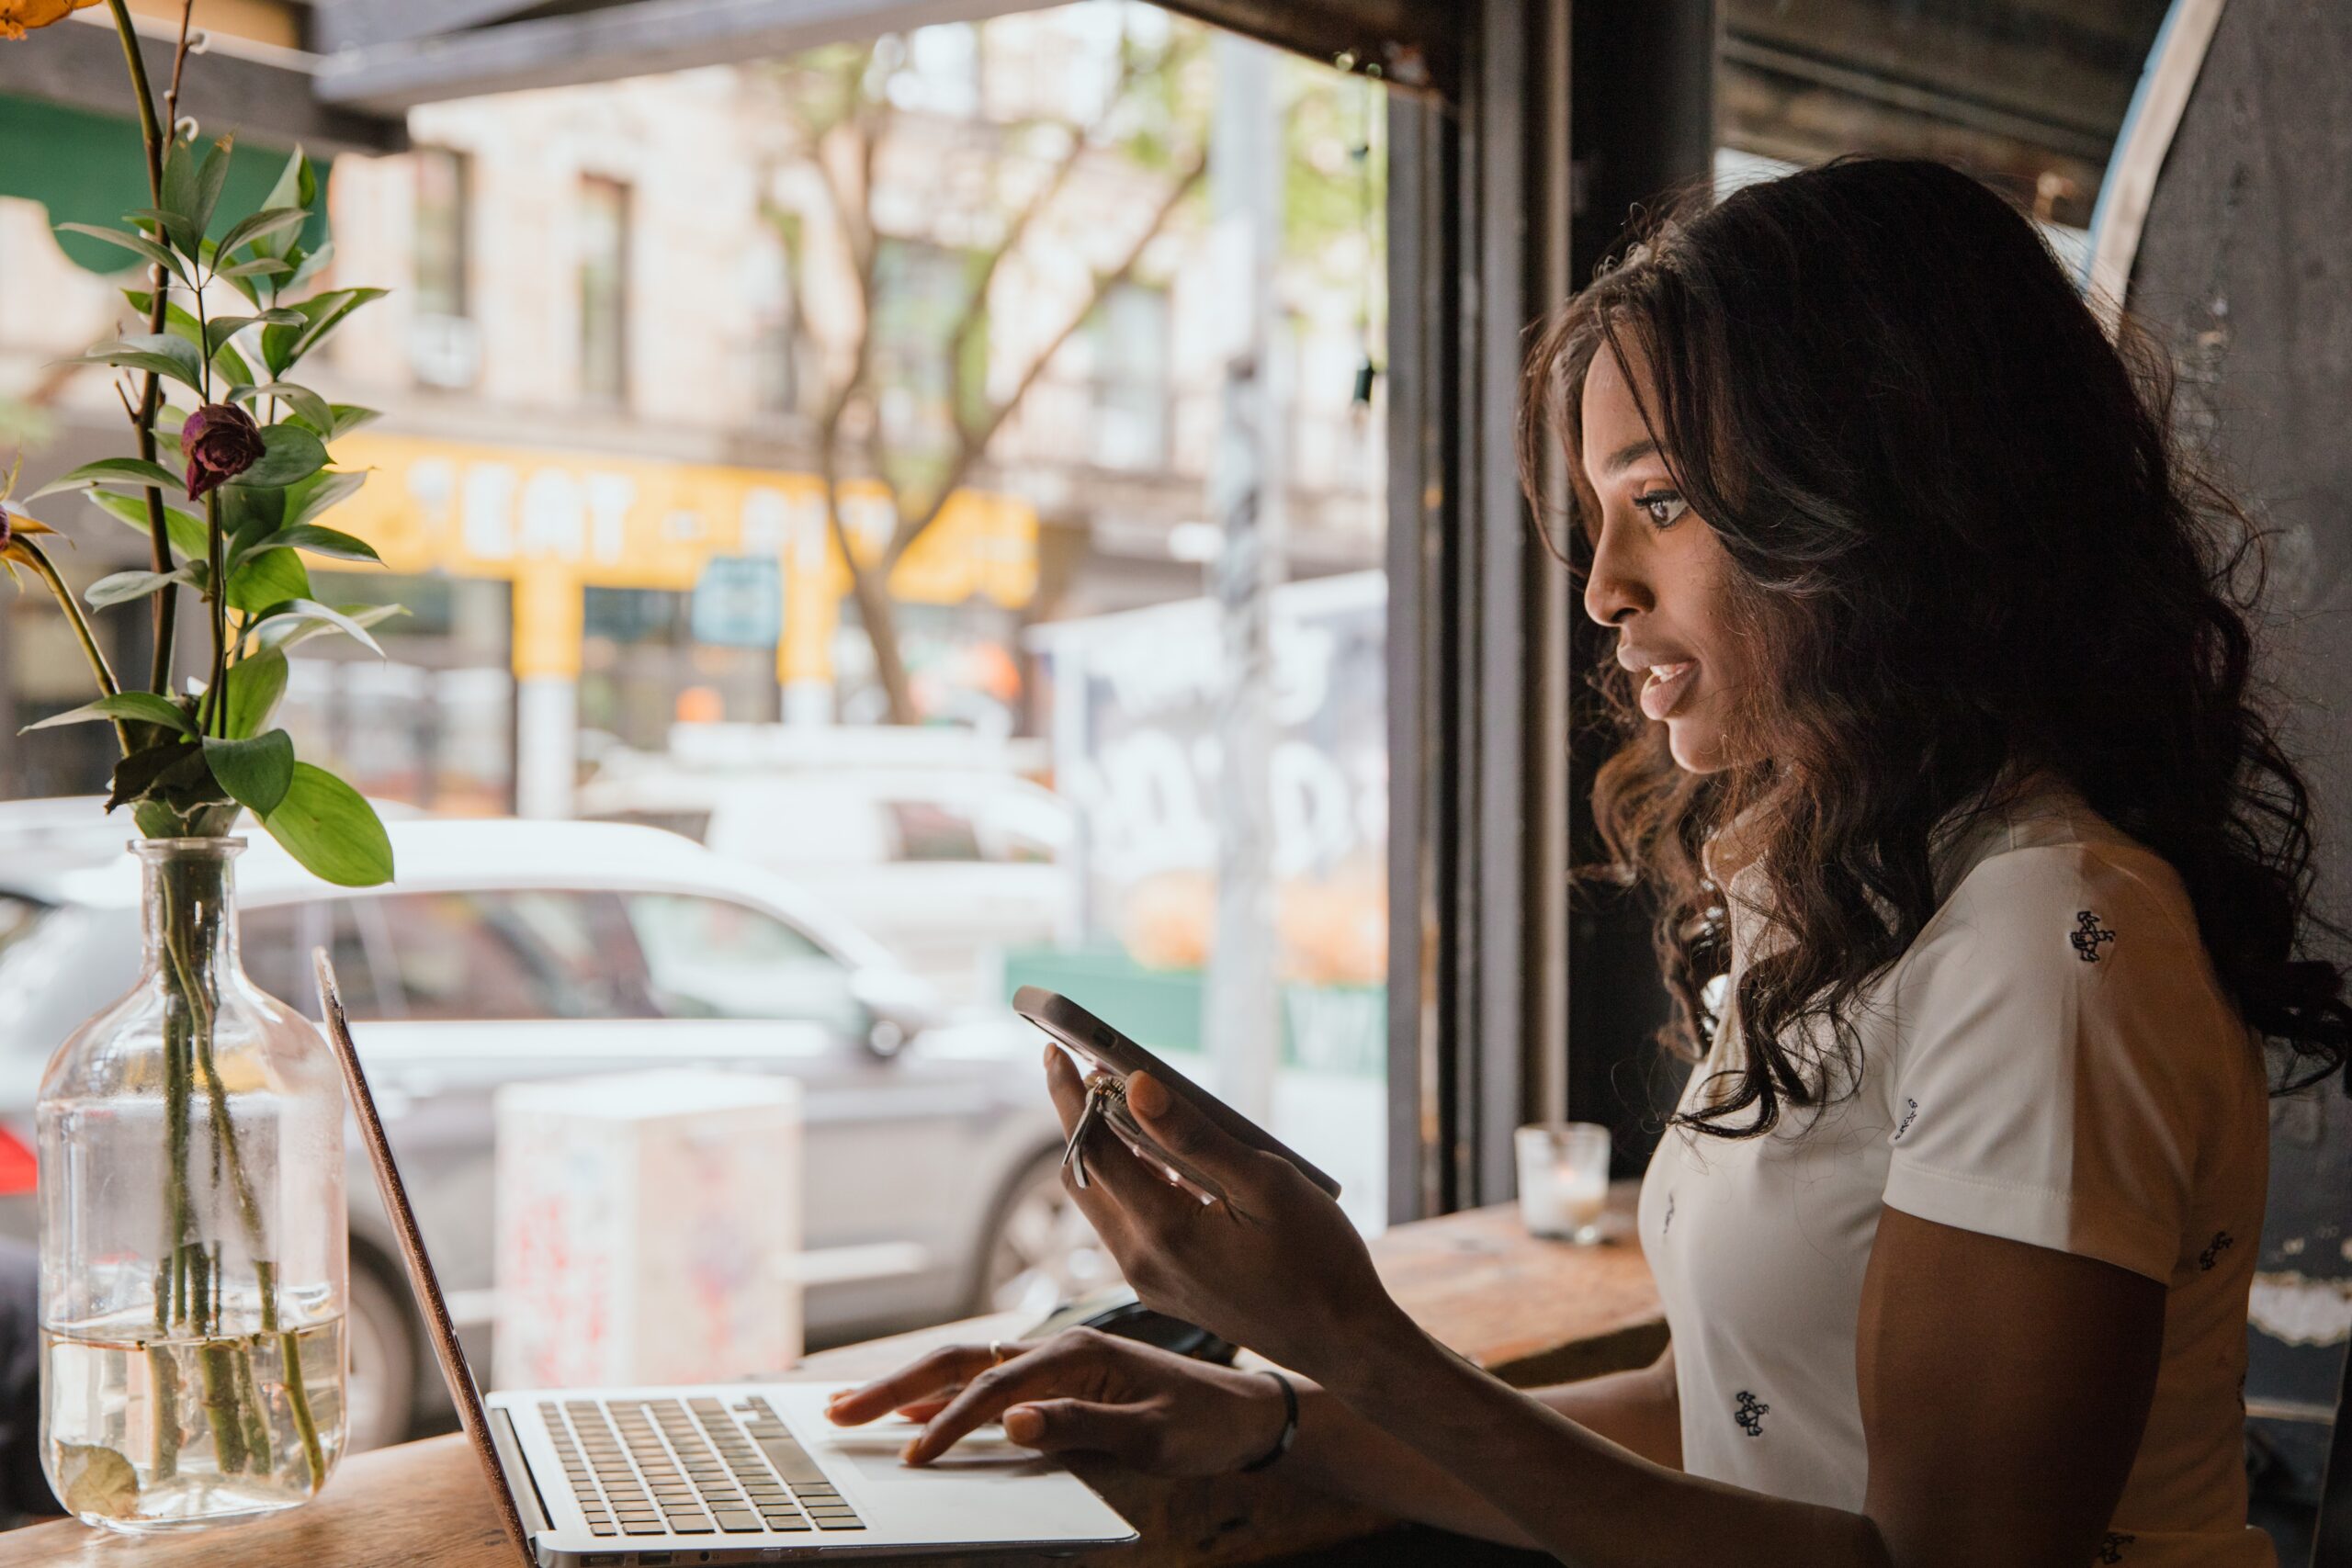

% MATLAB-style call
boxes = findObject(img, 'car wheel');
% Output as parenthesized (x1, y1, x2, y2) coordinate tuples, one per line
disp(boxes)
(975, 1149, 1118, 1318)
(346, 1253, 419, 1453)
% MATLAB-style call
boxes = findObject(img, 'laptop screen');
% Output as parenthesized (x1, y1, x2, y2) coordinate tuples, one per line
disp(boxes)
(313, 948, 537, 1567)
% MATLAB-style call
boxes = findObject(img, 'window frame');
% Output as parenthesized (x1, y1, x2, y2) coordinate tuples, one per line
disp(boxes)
(1163, 0, 1585, 1219)
(412, 144, 472, 321)
(578, 172, 633, 404)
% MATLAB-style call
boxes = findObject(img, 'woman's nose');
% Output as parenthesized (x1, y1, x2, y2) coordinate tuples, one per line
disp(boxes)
(1582, 526, 1652, 627)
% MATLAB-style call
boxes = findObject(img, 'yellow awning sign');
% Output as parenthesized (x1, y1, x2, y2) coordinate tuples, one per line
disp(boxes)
(322, 434, 1037, 682)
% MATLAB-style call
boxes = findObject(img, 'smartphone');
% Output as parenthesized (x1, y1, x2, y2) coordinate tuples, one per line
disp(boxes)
(1012, 985, 1343, 1201)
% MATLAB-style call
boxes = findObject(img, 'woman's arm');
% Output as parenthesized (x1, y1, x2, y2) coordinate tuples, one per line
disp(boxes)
(1311, 1209, 2163, 1568)
(1536, 1343, 1680, 1469)
(834, 1338, 1681, 1550)
(1074, 1061, 2165, 1568)
(1270, 1345, 1682, 1546)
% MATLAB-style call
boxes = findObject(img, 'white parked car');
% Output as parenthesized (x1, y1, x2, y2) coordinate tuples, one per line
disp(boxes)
(584, 771, 1080, 1007)
(0, 818, 1107, 1452)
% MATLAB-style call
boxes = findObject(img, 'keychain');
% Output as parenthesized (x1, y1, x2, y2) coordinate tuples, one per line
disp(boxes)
(1059, 1075, 1126, 1190)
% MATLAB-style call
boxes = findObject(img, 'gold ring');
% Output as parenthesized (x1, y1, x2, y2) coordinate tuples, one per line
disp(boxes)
(988, 1339, 1008, 1367)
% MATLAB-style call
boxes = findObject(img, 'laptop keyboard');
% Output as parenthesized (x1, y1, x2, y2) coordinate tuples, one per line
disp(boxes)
(540, 1395, 867, 1538)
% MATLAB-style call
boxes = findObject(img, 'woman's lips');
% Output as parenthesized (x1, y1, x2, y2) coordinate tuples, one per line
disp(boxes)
(1639, 660, 1698, 721)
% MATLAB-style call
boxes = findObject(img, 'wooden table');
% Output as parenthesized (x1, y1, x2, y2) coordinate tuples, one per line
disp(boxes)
(0, 1196, 1662, 1567)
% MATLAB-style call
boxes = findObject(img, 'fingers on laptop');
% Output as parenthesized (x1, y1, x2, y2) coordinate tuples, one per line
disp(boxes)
(901, 1336, 1117, 1467)
(997, 1398, 1148, 1461)
(825, 1342, 1036, 1427)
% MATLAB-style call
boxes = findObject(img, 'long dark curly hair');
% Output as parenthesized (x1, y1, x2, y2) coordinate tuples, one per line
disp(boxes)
(1523, 156, 2350, 1139)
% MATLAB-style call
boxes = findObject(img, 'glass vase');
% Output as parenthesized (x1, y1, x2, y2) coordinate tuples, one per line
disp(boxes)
(37, 837, 347, 1531)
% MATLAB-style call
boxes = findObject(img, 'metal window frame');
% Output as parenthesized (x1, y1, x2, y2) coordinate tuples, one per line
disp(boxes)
(1378, 1, 1577, 1220)
(1377, 0, 1715, 1219)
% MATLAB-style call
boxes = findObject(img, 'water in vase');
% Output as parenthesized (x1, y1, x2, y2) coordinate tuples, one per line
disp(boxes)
(42, 1290, 345, 1531)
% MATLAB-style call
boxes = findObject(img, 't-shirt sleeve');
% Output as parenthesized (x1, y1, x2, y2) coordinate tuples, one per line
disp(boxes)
(1879, 843, 2225, 1282)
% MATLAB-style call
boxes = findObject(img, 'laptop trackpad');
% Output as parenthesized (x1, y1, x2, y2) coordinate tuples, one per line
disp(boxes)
(820, 1422, 1060, 1484)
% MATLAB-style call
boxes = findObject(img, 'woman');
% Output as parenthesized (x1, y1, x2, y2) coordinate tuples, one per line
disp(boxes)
(828, 158, 2349, 1566)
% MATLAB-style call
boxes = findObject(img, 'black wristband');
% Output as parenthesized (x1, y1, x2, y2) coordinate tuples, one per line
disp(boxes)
(1238, 1370, 1299, 1474)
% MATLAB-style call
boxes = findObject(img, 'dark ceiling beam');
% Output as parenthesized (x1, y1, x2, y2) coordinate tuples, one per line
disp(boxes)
(310, 0, 1036, 113)
(0, 16, 404, 155)
(1156, 0, 1459, 99)
(311, 0, 567, 54)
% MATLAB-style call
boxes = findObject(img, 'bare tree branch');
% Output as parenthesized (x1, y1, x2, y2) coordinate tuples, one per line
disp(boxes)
(884, 148, 1207, 569)
(804, 62, 922, 723)
(750, 27, 1210, 724)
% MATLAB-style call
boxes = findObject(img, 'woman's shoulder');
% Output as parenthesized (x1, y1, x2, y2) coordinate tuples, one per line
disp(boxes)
(1919, 779, 2202, 960)
(1894, 786, 2247, 1065)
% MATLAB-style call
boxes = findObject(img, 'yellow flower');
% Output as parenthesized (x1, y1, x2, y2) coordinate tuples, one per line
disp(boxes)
(0, 0, 102, 41)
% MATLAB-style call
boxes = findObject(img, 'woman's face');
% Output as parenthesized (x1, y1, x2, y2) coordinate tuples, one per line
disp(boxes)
(1579, 345, 1751, 773)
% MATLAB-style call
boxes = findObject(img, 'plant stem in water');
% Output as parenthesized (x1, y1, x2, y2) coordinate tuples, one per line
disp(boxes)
(232, 1346, 273, 1478)
(154, 859, 331, 1489)
(147, 1343, 180, 1481)
(196, 1340, 247, 1475)
(280, 1330, 324, 1492)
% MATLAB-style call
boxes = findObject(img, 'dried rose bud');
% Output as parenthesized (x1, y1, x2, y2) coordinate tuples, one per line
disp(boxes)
(0, 498, 55, 574)
(0, 0, 104, 42)
(181, 403, 267, 499)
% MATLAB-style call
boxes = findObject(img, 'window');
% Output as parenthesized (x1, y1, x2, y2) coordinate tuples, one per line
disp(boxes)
(241, 899, 386, 1020)
(371, 889, 660, 1021)
(413, 147, 470, 319)
(885, 800, 983, 863)
(0, 894, 46, 964)
(599, 809, 714, 843)
(621, 892, 860, 1032)
(892, 23, 982, 118)
(240, 901, 322, 1016)
(746, 220, 807, 415)
(1085, 281, 1170, 469)
(579, 175, 631, 403)
(871, 238, 981, 453)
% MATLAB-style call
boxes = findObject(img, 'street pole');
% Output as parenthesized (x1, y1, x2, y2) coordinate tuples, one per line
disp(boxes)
(1205, 32, 1284, 1124)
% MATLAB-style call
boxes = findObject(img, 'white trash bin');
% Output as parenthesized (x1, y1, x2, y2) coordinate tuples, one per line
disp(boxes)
(492, 1069, 802, 1391)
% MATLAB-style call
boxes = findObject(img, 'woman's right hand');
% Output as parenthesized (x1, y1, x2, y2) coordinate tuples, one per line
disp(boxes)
(822, 1326, 1292, 1476)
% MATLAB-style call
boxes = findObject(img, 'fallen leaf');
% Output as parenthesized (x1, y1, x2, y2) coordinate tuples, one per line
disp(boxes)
(54, 1441, 141, 1519)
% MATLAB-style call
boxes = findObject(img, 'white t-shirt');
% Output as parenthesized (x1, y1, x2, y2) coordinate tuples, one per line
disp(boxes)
(1637, 780, 2273, 1565)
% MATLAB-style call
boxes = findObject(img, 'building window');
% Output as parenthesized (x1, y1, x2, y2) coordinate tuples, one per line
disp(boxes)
(747, 219, 806, 416)
(891, 23, 981, 118)
(871, 238, 981, 454)
(1086, 280, 1170, 470)
(413, 148, 469, 319)
(408, 148, 481, 388)
(579, 175, 631, 403)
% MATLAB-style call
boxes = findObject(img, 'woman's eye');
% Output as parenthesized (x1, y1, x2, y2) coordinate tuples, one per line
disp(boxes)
(1634, 490, 1688, 528)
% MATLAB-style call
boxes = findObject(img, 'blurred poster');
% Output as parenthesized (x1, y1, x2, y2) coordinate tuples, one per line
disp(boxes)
(1029, 571, 1386, 987)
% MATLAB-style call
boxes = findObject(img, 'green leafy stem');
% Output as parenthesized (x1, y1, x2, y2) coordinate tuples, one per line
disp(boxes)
(8, 2, 403, 1504)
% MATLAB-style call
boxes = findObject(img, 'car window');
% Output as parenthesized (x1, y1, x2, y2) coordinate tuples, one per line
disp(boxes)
(885, 800, 982, 862)
(621, 892, 861, 1033)
(0, 894, 49, 962)
(374, 889, 661, 1021)
(241, 901, 322, 1014)
(595, 809, 713, 842)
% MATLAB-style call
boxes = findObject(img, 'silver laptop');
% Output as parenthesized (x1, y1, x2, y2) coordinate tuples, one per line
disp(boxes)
(314, 950, 1137, 1566)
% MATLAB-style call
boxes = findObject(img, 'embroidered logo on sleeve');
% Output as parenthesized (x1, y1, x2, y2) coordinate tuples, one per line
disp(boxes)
(2199, 1230, 2234, 1271)
(2098, 1530, 2136, 1562)
(1732, 1391, 1770, 1437)
(2070, 910, 2115, 963)
(1894, 1098, 1919, 1141)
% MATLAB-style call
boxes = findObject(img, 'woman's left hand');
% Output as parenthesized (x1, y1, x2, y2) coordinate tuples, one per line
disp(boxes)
(1044, 1046, 1404, 1381)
